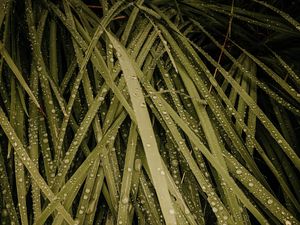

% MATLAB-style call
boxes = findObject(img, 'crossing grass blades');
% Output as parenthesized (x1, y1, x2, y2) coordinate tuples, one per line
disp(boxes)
(0, 0, 299, 224)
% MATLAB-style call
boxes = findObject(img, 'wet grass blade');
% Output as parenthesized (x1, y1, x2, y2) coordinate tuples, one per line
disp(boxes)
(105, 30, 177, 225)
(117, 123, 138, 225)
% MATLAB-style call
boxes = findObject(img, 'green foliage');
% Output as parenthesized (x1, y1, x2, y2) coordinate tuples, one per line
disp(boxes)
(0, 0, 299, 224)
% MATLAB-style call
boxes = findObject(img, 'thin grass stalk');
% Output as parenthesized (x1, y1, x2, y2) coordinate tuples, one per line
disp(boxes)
(28, 64, 42, 220)
(10, 28, 29, 224)
(49, 19, 58, 84)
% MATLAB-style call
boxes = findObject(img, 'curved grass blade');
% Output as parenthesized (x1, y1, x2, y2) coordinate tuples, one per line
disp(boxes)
(105, 30, 177, 225)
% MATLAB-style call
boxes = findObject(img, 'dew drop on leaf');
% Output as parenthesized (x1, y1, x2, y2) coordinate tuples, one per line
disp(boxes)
(236, 169, 242, 175)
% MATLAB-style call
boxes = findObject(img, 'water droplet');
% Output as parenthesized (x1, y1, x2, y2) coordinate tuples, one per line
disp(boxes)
(236, 169, 242, 175)
(171, 160, 178, 166)
(212, 207, 218, 212)
(285, 221, 291, 225)
(122, 197, 129, 204)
